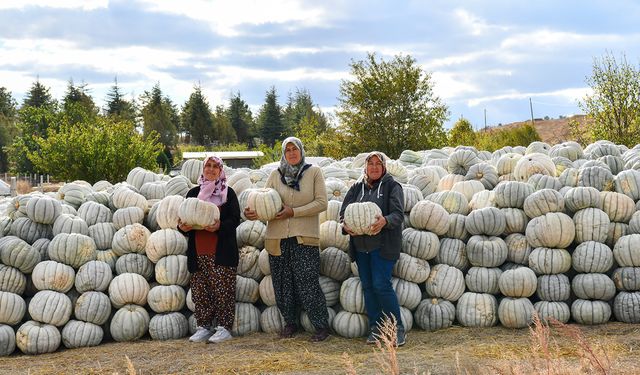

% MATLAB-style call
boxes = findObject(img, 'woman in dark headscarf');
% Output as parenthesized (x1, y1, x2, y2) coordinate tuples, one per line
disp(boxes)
(244, 137, 330, 342)
(340, 151, 406, 347)
(179, 155, 240, 344)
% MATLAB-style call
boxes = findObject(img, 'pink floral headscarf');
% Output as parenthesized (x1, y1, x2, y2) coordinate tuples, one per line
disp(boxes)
(197, 156, 228, 206)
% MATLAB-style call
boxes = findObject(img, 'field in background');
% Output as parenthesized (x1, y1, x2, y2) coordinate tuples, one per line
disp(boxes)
(1, 322, 639, 374)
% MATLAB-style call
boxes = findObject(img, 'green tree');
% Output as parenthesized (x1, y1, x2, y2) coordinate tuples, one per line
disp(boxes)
(62, 80, 99, 125)
(140, 83, 178, 147)
(7, 80, 58, 173)
(284, 89, 329, 134)
(258, 87, 285, 147)
(227, 92, 254, 145)
(213, 105, 237, 144)
(181, 85, 214, 145)
(579, 51, 640, 146)
(448, 117, 476, 147)
(337, 53, 449, 158)
(0, 88, 18, 171)
(29, 116, 163, 183)
(104, 77, 137, 124)
(475, 124, 541, 152)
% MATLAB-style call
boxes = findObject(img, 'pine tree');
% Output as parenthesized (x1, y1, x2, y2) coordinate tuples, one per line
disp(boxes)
(258, 87, 285, 147)
(227, 92, 254, 144)
(213, 105, 237, 144)
(62, 79, 99, 125)
(180, 85, 214, 145)
(0, 88, 18, 171)
(140, 83, 178, 147)
(23, 79, 56, 109)
(104, 77, 137, 124)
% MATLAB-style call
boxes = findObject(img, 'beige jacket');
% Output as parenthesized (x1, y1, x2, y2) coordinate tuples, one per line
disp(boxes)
(264, 165, 328, 255)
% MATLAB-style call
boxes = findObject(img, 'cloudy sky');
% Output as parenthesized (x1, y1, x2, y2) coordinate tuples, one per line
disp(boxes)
(1, 0, 639, 128)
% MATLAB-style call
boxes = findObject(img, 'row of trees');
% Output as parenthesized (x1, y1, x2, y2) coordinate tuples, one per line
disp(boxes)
(0, 51, 638, 183)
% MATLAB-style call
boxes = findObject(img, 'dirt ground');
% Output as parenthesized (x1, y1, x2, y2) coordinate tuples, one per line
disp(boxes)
(1, 322, 639, 375)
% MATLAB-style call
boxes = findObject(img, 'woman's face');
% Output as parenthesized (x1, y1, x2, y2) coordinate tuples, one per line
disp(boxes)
(203, 159, 221, 181)
(284, 143, 302, 165)
(366, 155, 384, 181)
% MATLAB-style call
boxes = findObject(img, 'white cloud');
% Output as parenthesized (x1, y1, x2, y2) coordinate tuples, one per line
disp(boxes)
(206, 65, 348, 87)
(467, 87, 591, 107)
(431, 71, 479, 100)
(453, 8, 510, 36)
(0, 0, 108, 10)
(136, 0, 328, 36)
(500, 29, 624, 51)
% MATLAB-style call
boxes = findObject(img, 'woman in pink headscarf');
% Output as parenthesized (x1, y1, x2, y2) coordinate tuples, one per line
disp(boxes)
(178, 156, 240, 344)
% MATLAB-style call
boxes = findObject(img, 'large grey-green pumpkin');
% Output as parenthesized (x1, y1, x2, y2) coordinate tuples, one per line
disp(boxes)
(145, 229, 187, 264)
(108, 273, 150, 308)
(0, 291, 26, 325)
(31, 260, 75, 293)
(110, 304, 150, 342)
(61, 320, 103, 348)
(414, 298, 456, 331)
(11, 217, 52, 245)
(528, 248, 572, 275)
(426, 191, 469, 215)
(614, 169, 640, 201)
(0, 264, 27, 294)
(392, 277, 422, 310)
(434, 238, 469, 271)
(77, 201, 112, 226)
(0, 236, 41, 273)
(260, 305, 286, 334)
(612, 267, 640, 291)
(536, 274, 570, 302)
(392, 253, 430, 283)
(115, 253, 154, 280)
(149, 312, 188, 340)
(572, 241, 613, 273)
(564, 186, 601, 213)
(165, 175, 192, 197)
(88, 222, 116, 250)
(238, 246, 262, 281)
(112, 207, 145, 230)
(340, 277, 365, 313)
(456, 292, 498, 327)
(573, 208, 610, 244)
(111, 223, 150, 256)
(0, 324, 15, 356)
(401, 228, 440, 260)
(498, 267, 537, 298)
(232, 302, 261, 336)
(75, 260, 113, 293)
(613, 234, 640, 267)
(236, 220, 266, 249)
(494, 181, 534, 209)
(28, 290, 73, 326)
(319, 247, 351, 281)
(466, 235, 507, 268)
(301, 307, 336, 333)
(15, 320, 61, 354)
(571, 299, 611, 325)
(498, 297, 534, 328)
(447, 149, 480, 175)
(465, 207, 505, 236)
(52, 214, 89, 236)
(446, 213, 470, 241)
(425, 264, 465, 302)
(319, 275, 341, 306)
(534, 301, 570, 324)
(236, 275, 260, 303)
(571, 273, 616, 301)
(504, 233, 532, 265)
(147, 285, 186, 313)
(26, 195, 62, 225)
(409, 200, 450, 235)
(465, 267, 501, 294)
(613, 291, 640, 323)
(74, 291, 111, 325)
(332, 310, 368, 338)
(465, 162, 498, 190)
(48, 233, 97, 269)
(523, 189, 564, 219)
(599, 191, 635, 223)
(258, 274, 276, 306)
(527, 212, 575, 249)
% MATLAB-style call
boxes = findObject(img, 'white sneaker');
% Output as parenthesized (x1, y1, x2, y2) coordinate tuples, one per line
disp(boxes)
(208, 326, 232, 343)
(189, 327, 213, 342)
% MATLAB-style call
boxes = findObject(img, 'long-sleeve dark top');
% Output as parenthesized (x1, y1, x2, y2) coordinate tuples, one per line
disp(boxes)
(178, 186, 240, 272)
(340, 173, 404, 261)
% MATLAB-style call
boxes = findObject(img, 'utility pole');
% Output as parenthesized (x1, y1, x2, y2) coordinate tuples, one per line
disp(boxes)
(529, 98, 535, 125)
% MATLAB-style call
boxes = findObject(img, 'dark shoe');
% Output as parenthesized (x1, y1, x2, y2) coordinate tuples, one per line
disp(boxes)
(279, 324, 297, 338)
(310, 328, 330, 342)
(396, 326, 406, 347)
(366, 327, 379, 344)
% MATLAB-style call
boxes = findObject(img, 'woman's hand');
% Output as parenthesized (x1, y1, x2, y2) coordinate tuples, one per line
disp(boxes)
(177, 219, 193, 232)
(369, 215, 387, 235)
(342, 222, 356, 236)
(244, 207, 259, 221)
(203, 220, 220, 232)
(274, 205, 294, 220)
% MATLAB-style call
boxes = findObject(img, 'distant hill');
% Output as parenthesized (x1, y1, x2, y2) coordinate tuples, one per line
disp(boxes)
(481, 114, 591, 145)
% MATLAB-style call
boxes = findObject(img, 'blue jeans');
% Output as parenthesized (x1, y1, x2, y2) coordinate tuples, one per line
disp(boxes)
(354, 249, 403, 330)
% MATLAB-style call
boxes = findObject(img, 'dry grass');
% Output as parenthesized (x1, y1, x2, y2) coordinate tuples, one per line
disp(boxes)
(15, 180, 32, 194)
(1, 323, 639, 374)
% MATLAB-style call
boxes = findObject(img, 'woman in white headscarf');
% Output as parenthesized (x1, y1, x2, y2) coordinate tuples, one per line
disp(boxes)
(245, 137, 330, 342)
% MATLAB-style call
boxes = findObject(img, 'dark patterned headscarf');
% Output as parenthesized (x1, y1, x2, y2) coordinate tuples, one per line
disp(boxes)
(278, 137, 310, 191)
